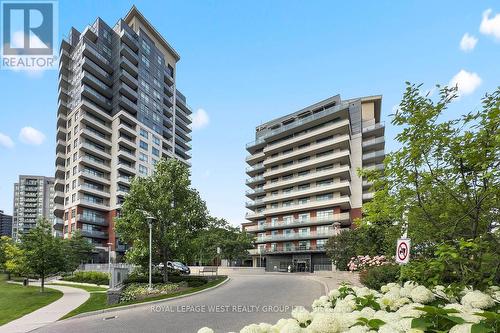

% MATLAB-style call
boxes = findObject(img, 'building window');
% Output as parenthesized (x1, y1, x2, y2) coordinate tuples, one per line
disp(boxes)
(140, 79, 150, 93)
(139, 164, 148, 175)
(139, 140, 148, 150)
(140, 128, 148, 139)
(152, 136, 160, 145)
(141, 40, 151, 55)
(141, 54, 150, 68)
(139, 152, 148, 162)
(152, 147, 159, 157)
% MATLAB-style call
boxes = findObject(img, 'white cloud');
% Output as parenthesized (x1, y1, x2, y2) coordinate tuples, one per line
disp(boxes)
(4, 31, 48, 78)
(480, 9, 500, 40)
(449, 70, 482, 97)
(19, 126, 46, 145)
(192, 108, 210, 130)
(0, 132, 14, 148)
(460, 33, 478, 52)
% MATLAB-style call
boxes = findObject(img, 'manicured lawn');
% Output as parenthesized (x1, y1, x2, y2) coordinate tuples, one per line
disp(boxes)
(58, 276, 228, 319)
(0, 274, 63, 326)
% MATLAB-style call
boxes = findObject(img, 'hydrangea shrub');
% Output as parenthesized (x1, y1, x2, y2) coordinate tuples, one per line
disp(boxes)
(198, 282, 499, 332)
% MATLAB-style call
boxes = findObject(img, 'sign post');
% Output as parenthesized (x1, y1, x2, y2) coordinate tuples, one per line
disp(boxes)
(396, 238, 411, 264)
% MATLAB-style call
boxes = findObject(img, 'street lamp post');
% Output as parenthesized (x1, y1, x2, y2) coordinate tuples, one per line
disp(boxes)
(147, 216, 154, 291)
(107, 242, 113, 277)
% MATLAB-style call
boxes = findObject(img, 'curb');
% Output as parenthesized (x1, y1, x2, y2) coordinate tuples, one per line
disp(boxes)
(66, 276, 230, 320)
(306, 276, 330, 295)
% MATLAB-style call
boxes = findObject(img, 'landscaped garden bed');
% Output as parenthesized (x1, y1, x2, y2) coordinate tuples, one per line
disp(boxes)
(61, 271, 110, 286)
(197, 281, 500, 333)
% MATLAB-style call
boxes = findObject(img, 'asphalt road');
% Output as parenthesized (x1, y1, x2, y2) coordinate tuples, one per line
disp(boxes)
(34, 274, 324, 333)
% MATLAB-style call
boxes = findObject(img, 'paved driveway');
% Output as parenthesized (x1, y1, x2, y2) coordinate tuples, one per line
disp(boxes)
(34, 274, 324, 333)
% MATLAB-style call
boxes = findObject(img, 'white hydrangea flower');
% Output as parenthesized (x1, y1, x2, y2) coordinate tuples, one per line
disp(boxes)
(347, 325, 370, 333)
(410, 286, 435, 304)
(378, 324, 403, 333)
(461, 290, 495, 309)
(449, 323, 473, 333)
(272, 318, 290, 331)
(306, 313, 341, 333)
(328, 289, 341, 300)
(337, 311, 361, 330)
(291, 306, 312, 324)
(258, 323, 273, 332)
(359, 306, 376, 319)
(408, 329, 425, 333)
(333, 298, 356, 313)
(240, 323, 265, 333)
(396, 303, 424, 318)
(197, 328, 215, 333)
(279, 320, 303, 333)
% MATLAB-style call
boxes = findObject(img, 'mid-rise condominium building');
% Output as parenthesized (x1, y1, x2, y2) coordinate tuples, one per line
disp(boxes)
(0, 210, 13, 237)
(243, 94, 385, 272)
(54, 6, 192, 262)
(12, 175, 55, 241)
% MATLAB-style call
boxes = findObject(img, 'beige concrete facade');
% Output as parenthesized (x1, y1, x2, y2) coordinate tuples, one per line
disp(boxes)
(243, 95, 385, 272)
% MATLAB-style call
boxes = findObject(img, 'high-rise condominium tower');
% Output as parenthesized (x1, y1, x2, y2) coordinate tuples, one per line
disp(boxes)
(12, 175, 55, 241)
(54, 6, 192, 261)
(243, 94, 385, 272)
(0, 210, 13, 238)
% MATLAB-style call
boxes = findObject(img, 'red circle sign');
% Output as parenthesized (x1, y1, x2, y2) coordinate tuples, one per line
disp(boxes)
(397, 242, 408, 261)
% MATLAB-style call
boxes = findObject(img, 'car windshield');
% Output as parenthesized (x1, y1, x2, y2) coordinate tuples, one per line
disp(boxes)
(172, 262, 185, 268)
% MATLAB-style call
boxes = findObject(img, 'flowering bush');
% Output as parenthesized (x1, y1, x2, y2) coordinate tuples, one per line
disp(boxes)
(347, 255, 390, 272)
(119, 282, 182, 302)
(197, 282, 499, 332)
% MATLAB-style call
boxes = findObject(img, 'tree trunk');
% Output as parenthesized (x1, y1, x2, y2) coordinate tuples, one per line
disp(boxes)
(41, 274, 45, 293)
(162, 247, 169, 283)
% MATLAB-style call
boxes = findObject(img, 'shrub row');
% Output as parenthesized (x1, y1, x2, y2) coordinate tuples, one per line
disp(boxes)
(62, 271, 109, 285)
(125, 272, 208, 288)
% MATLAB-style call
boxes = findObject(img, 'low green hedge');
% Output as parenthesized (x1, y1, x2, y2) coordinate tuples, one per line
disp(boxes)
(359, 264, 400, 290)
(125, 272, 208, 287)
(62, 271, 109, 285)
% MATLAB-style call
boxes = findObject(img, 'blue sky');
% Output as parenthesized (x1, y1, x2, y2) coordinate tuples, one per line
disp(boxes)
(0, 1, 499, 226)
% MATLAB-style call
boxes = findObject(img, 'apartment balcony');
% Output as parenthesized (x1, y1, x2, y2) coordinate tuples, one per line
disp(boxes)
(362, 149, 385, 164)
(77, 214, 108, 227)
(58, 73, 70, 90)
(79, 170, 111, 186)
(175, 114, 191, 131)
(246, 163, 265, 176)
(264, 244, 326, 254)
(176, 95, 192, 115)
(56, 151, 65, 165)
(164, 83, 174, 96)
(364, 163, 385, 172)
(264, 119, 351, 155)
(263, 165, 351, 192)
(362, 192, 374, 201)
(175, 134, 191, 150)
(120, 56, 139, 78)
(120, 42, 139, 66)
(119, 82, 138, 102)
(176, 124, 191, 141)
(117, 187, 130, 198)
(175, 106, 191, 124)
(248, 248, 260, 255)
(77, 196, 110, 211)
(263, 135, 350, 167)
(117, 133, 136, 150)
(81, 84, 112, 111)
(57, 99, 69, 116)
(78, 155, 111, 173)
(81, 127, 112, 147)
(246, 102, 351, 151)
(54, 177, 64, 191)
(163, 128, 173, 140)
(81, 112, 112, 137)
(117, 161, 136, 174)
(81, 57, 113, 87)
(362, 179, 373, 189)
(164, 68, 174, 85)
(362, 120, 385, 137)
(80, 141, 111, 160)
(78, 184, 110, 199)
(119, 69, 139, 90)
(118, 94, 138, 115)
(56, 139, 66, 153)
(81, 229, 109, 240)
(117, 175, 134, 186)
(245, 175, 265, 186)
(245, 151, 265, 164)
(56, 112, 67, 128)
(54, 203, 64, 213)
(262, 181, 351, 205)
(52, 218, 64, 231)
(264, 196, 351, 216)
(120, 28, 139, 52)
(245, 187, 265, 198)
(82, 71, 112, 98)
(117, 121, 137, 139)
(362, 136, 385, 151)
(82, 26, 97, 42)
(245, 198, 265, 209)
(264, 213, 351, 230)
(255, 229, 338, 243)
(55, 164, 65, 178)
(82, 40, 112, 73)
(175, 145, 191, 160)
(264, 150, 350, 179)
(163, 96, 173, 108)
(117, 147, 136, 161)
(59, 48, 70, 63)
(246, 210, 265, 220)
(245, 224, 265, 232)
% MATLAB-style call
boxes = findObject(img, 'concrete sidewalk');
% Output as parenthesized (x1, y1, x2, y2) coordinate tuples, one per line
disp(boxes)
(0, 283, 90, 333)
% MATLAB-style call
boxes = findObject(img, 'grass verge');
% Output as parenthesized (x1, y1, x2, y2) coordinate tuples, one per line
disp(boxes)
(58, 276, 227, 319)
(0, 274, 63, 326)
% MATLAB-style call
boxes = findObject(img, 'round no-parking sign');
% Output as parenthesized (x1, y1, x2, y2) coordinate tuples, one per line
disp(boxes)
(396, 238, 411, 264)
